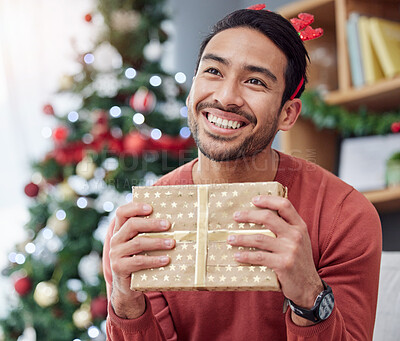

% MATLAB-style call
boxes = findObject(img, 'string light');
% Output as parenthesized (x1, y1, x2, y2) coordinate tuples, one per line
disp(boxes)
(180, 106, 188, 117)
(109, 106, 122, 118)
(88, 326, 100, 338)
(149, 75, 162, 87)
(133, 113, 145, 125)
(125, 193, 133, 202)
(25, 243, 36, 254)
(84, 53, 94, 64)
(56, 210, 66, 220)
(41, 127, 52, 139)
(125, 67, 137, 79)
(77, 197, 88, 209)
(67, 111, 79, 122)
(180, 126, 191, 138)
(82, 133, 94, 144)
(103, 201, 114, 212)
(175, 72, 187, 84)
(151, 128, 162, 140)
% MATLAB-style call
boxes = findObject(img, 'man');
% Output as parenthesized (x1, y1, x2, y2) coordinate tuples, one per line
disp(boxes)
(103, 8, 382, 340)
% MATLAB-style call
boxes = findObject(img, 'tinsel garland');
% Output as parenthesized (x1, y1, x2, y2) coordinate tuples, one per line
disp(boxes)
(301, 91, 400, 137)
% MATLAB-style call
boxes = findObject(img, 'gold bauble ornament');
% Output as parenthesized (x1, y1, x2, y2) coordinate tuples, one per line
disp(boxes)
(59, 74, 74, 91)
(72, 304, 92, 329)
(76, 157, 96, 180)
(33, 281, 59, 307)
(57, 181, 76, 200)
(47, 214, 69, 236)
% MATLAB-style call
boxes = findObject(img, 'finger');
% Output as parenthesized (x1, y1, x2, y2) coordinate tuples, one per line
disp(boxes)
(114, 202, 153, 234)
(113, 218, 171, 243)
(233, 209, 289, 236)
(234, 250, 281, 269)
(112, 254, 171, 277)
(120, 237, 176, 256)
(252, 196, 305, 226)
(227, 233, 279, 252)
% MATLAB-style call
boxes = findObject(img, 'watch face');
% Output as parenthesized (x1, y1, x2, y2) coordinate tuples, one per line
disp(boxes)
(318, 293, 335, 320)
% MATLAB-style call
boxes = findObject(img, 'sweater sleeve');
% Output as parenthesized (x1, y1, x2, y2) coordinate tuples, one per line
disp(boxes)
(286, 189, 382, 340)
(102, 218, 178, 340)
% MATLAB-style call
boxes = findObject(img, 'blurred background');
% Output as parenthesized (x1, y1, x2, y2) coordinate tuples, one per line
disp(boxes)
(0, 0, 399, 340)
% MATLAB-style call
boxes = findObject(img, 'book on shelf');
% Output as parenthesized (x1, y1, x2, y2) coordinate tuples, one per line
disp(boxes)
(369, 17, 400, 79)
(346, 12, 365, 88)
(358, 16, 385, 85)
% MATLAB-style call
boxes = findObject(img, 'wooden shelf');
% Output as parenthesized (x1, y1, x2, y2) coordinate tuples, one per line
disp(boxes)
(326, 77, 400, 111)
(363, 187, 400, 213)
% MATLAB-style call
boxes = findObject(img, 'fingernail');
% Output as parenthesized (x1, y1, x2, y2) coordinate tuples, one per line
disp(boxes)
(253, 196, 261, 202)
(227, 235, 236, 243)
(234, 211, 241, 219)
(160, 220, 169, 228)
(164, 239, 173, 247)
(234, 252, 241, 260)
(143, 204, 152, 212)
(159, 256, 169, 264)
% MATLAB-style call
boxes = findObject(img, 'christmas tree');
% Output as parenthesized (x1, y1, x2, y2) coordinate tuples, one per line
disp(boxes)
(0, 0, 195, 340)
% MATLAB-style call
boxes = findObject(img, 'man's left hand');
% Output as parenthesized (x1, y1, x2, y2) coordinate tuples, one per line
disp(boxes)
(227, 195, 324, 325)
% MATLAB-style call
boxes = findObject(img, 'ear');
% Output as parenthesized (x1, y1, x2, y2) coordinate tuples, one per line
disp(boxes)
(277, 98, 302, 131)
(185, 77, 196, 107)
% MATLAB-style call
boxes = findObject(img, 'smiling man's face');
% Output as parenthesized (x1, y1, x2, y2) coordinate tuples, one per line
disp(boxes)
(186, 26, 288, 162)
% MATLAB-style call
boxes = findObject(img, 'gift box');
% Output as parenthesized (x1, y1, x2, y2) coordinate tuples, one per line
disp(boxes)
(130, 182, 287, 292)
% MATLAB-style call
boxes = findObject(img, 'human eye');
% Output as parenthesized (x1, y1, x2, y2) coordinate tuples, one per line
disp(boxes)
(247, 78, 267, 88)
(204, 67, 222, 76)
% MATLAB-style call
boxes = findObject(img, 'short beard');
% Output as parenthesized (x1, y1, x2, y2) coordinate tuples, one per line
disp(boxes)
(188, 102, 279, 162)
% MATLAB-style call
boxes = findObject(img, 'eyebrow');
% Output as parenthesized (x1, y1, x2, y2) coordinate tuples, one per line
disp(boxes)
(201, 53, 278, 83)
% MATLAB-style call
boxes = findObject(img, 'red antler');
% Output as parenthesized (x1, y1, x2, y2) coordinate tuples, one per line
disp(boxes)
(247, 4, 266, 10)
(290, 12, 323, 41)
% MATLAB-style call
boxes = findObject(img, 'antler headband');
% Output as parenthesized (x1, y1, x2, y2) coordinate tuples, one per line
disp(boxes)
(247, 4, 324, 99)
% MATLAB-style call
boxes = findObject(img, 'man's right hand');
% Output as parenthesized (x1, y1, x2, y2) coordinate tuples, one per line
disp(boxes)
(109, 201, 175, 319)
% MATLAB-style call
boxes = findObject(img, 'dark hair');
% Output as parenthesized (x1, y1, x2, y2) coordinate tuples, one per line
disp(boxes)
(194, 9, 310, 106)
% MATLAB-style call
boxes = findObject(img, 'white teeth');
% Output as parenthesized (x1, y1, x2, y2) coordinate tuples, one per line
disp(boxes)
(207, 113, 243, 129)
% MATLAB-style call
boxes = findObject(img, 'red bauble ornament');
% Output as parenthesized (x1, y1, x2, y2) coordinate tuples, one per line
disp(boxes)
(24, 182, 40, 197)
(43, 104, 55, 115)
(90, 296, 108, 319)
(52, 126, 69, 143)
(129, 87, 156, 113)
(14, 276, 32, 296)
(123, 131, 148, 155)
(391, 122, 400, 133)
(84, 13, 92, 22)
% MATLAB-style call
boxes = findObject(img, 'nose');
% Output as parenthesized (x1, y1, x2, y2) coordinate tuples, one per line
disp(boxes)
(212, 78, 244, 108)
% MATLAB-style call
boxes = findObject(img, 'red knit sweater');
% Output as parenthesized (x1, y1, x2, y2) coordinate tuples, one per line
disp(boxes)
(103, 152, 382, 340)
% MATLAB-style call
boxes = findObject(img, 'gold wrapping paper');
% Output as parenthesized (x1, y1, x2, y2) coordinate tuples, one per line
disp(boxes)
(130, 182, 287, 291)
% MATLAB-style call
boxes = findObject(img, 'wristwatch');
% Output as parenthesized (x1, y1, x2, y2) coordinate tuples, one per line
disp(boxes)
(288, 280, 334, 323)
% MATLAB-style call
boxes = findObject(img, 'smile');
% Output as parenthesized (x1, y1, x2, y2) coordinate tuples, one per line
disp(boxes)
(206, 113, 244, 129)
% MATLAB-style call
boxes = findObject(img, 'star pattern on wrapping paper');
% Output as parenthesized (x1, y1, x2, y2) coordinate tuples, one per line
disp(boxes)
(133, 184, 280, 289)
